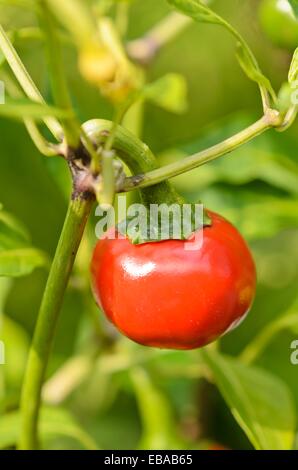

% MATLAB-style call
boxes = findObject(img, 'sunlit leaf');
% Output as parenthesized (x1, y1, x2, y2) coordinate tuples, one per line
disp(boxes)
(203, 350, 296, 450)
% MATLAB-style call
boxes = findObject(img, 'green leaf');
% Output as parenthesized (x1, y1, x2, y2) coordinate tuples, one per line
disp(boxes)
(289, 47, 298, 83)
(202, 350, 296, 450)
(168, 0, 223, 25)
(0, 407, 99, 449)
(1, 315, 29, 389)
(236, 43, 276, 100)
(0, 98, 74, 121)
(0, 247, 49, 277)
(117, 204, 211, 245)
(241, 297, 298, 364)
(131, 368, 185, 450)
(0, 210, 30, 250)
(167, 0, 275, 100)
(143, 74, 188, 114)
(0, 206, 49, 277)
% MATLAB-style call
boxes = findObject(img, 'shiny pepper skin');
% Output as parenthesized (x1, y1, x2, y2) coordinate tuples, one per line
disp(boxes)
(91, 211, 256, 350)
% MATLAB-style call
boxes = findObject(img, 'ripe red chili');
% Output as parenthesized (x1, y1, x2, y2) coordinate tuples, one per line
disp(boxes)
(91, 211, 256, 350)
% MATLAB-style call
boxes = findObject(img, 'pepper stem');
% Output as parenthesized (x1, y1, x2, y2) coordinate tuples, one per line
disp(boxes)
(82, 119, 184, 207)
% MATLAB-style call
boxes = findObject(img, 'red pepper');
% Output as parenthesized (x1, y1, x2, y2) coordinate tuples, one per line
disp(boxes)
(91, 211, 256, 350)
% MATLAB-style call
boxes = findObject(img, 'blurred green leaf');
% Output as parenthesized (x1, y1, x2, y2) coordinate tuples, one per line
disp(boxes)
(289, 1, 298, 18)
(1, 314, 29, 389)
(131, 367, 186, 449)
(0, 407, 99, 449)
(202, 350, 296, 450)
(241, 297, 298, 364)
(0, 98, 74, 121)
(143, 73, 188, 114)
(198, 187, 298, 240)
(0, 247, 49, 277)
(0, 210, 30, 250)
(0, 206, 49, 277)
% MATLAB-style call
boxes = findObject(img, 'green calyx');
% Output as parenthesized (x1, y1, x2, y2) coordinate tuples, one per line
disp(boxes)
(117, 204, 212, 245)
(83, 119, 212, 244)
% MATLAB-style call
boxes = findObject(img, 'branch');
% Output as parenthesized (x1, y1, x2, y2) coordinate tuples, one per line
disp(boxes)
(121, 110, 282, 191)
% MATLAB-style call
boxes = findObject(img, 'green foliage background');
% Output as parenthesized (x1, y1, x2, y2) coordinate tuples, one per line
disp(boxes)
(0, 0, 297, 450)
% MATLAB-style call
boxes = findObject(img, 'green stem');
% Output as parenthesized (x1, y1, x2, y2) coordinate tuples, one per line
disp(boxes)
(122, 114, 276, 191)
(38, 1, 80, 147)
(46, 0, 96, 44)
(127, 12, 192, 64)
(83, 119, 184, 206)
(19, 193, 94, 450)
(0, 22, 62, 140)
(2, 70, 59, 156)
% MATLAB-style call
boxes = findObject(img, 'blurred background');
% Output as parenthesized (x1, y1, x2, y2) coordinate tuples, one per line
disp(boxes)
(0, 0, 297, 450)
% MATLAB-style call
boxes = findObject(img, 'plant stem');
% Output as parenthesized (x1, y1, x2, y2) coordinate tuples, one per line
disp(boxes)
(19, 193, 94, 450)
(0, 22, 62, 140)
(122, 114, 275, 191)
(127, 12, 192, 64)
(83, 119, 184, 206)
(46, 0, 96, 45)
(115, 0, 130, 38)
(2, 70, 59, 156)
(39, 1, 80, 148)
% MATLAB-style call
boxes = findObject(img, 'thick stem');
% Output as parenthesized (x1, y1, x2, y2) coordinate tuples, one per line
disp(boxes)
(19, 193, 94, 450)
(83, 119, 184, 207)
